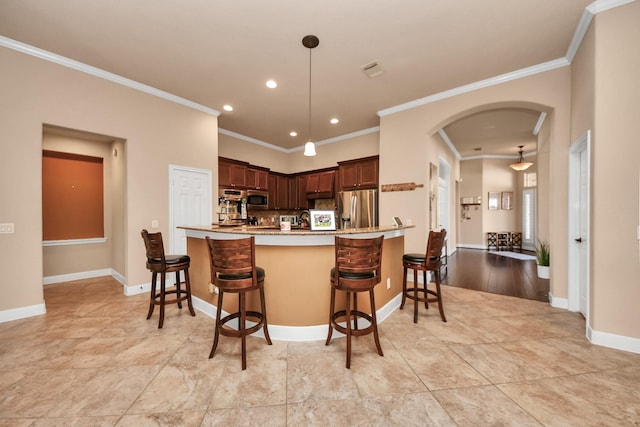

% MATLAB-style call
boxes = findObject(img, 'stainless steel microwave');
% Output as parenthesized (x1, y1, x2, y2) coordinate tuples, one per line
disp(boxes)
(246, 189, 268, 210)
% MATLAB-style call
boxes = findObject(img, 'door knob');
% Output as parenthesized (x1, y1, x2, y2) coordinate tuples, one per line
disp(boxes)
(575, 237, 582, 243)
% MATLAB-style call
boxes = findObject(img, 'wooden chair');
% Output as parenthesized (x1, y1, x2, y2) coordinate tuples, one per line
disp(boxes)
(140, 229, 195, 328)
(205, 236, 271, 370)
(401, 228, 447, 323)
(326, 235, 384, 369)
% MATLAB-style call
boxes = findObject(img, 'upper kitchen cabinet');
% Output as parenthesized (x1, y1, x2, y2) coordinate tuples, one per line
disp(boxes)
(268, 172, 289, 210)
(219, 157, 248, 188)
(306, 170, 336, 199)
(293, 174, 310, 209)
(338, 156, 379, 190)
(246, 166, 269, 190)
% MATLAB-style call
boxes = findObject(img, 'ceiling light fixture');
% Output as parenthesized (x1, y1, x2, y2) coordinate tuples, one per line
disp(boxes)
(266, 80, 277, 89)
(509, 145, 534, 171)
(330, 118, 339, 124)
(302, 35, 319, 157)
(223, 104, 233, 112)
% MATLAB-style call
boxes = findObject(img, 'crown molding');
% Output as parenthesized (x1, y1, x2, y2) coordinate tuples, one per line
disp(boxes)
(437, 129, 461, 160)
(0, 35, 220, 117)
(533, 112, 547, 136)
(219, 128, 289, 152)
(461, 152, 537, 161)
(220, 126, 380, 153)
(377, 58, 570, 118)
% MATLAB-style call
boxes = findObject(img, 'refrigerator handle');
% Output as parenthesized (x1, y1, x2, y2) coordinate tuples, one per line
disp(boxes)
(351, 194, 358, 228)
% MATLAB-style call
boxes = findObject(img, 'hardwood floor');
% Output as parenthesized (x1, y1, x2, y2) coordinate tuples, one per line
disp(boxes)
(442, 248, 549, 302)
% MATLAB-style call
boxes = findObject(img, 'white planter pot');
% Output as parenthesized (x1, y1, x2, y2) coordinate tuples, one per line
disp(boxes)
(537, 265, 550, 279)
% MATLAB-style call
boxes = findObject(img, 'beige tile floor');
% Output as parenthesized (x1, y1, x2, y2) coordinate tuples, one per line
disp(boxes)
(1, 276, 639, 426)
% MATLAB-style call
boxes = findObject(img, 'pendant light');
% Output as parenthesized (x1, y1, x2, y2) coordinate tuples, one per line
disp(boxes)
(509, 145, 533, 171)
(302, 35, 319, 156)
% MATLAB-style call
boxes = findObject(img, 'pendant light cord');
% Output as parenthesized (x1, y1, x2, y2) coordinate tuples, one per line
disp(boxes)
(308, 47, 312, 142)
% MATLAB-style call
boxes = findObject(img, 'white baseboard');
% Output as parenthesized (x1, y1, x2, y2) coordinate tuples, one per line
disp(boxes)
(588, 325, 640, 354)
(0, 303, 46, 323)
(548, 292, 569, 309)
(191, 293, 402, 342)
(43, 268, 114, 285)
(456, 243, 486, 250)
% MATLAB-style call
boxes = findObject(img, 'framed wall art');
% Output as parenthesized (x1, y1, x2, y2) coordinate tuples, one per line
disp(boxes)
(501, 192, 513, 210)
(488, 192, 500, 210)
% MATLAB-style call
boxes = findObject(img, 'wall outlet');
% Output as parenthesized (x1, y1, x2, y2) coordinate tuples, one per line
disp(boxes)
(406, 218, 412, 225)
(0, 223, 15, 234)
(151, 220, 159, 229)
(386, 277, 391, 289)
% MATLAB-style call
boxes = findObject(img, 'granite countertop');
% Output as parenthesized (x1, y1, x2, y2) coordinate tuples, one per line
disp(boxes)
(179, 224, 414, 236)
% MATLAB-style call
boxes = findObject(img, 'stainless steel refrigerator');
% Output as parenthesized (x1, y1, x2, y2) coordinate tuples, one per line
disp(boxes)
(337, 189, 378, 229)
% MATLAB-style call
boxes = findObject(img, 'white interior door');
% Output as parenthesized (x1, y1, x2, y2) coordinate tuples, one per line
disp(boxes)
(568, 131, 590, 320)
(169, 165, 212, 255)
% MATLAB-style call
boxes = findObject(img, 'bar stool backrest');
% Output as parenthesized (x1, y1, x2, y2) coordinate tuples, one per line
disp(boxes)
(141, 229, 167, 270)
(206, 236, 259, 290)
(425, 229, 447, 270)
(335, 235, 384, 289)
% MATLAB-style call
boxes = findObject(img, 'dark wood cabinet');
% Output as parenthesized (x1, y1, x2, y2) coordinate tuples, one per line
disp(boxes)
(246, 167, 269, 190)
(338, 156, 378, 190)
(295, 174, 310, 209)
(219, 158, 247, 188)
(268, 173, 289, 209)
(306, 170, 336, 199)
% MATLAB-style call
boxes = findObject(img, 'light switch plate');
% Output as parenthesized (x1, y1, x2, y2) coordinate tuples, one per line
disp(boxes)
(0, 223, 15, 234)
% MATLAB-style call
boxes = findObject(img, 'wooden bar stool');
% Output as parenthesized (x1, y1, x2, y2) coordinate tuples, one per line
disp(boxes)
(401, 229, 447, 323)
(140, 229, 195, 328)
(205, 236, 271, 370)
(326, 235, 384, 369)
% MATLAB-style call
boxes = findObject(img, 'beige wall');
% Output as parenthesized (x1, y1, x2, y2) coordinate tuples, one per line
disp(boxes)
(219, 130, 379, 173)
(585, 3, 640, 338)
(0, 46, 218, 312)
(458, 157, 530, 247)
(380, 68, 570, 275)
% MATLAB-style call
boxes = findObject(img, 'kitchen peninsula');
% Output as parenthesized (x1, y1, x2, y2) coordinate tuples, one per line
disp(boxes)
(180, 224, 413, 341)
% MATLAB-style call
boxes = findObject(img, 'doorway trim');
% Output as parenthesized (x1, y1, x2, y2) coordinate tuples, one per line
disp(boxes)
(567, 130, 590, 324)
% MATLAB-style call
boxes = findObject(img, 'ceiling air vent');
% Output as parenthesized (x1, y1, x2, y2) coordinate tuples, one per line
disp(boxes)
(361, 60, 384, 78)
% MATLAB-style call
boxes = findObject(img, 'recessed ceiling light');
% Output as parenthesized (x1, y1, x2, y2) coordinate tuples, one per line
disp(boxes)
(223, 105, 233, 112)
(330, 118, 339, 124)
(266, 80, 278, 89)
(289, 131, 298, 137)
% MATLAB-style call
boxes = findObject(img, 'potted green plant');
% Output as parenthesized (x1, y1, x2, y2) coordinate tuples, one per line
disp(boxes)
(535, 240, 550, 279)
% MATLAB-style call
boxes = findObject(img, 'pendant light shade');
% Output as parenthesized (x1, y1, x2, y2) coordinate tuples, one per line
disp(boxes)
(509, 145, 533, 171)
(304, 141, 317, 156)
(302, 35, 319, 157)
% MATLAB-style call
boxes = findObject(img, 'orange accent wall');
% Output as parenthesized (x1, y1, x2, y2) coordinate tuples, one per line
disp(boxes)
(42, 150, 104, 240)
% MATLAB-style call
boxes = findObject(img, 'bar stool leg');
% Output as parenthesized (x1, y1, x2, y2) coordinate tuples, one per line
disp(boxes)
(209, 291, 224, 359)
(413, 269, 419, 323)
(175, 271, 182, 309)
(345, 290, 352, 369)
(400, 266, 408, 309)
(423, 271, 428, 309)
(325, 286, 336, 345)
(147, 272, 157, 320)
(259, 286, 272, 345)
(434, 270, 447, 323)
(183, 268, 195, 316)
(369, 289, 383, 357)
(158, 272, 166, 329)
(239, 291, 247, 370)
